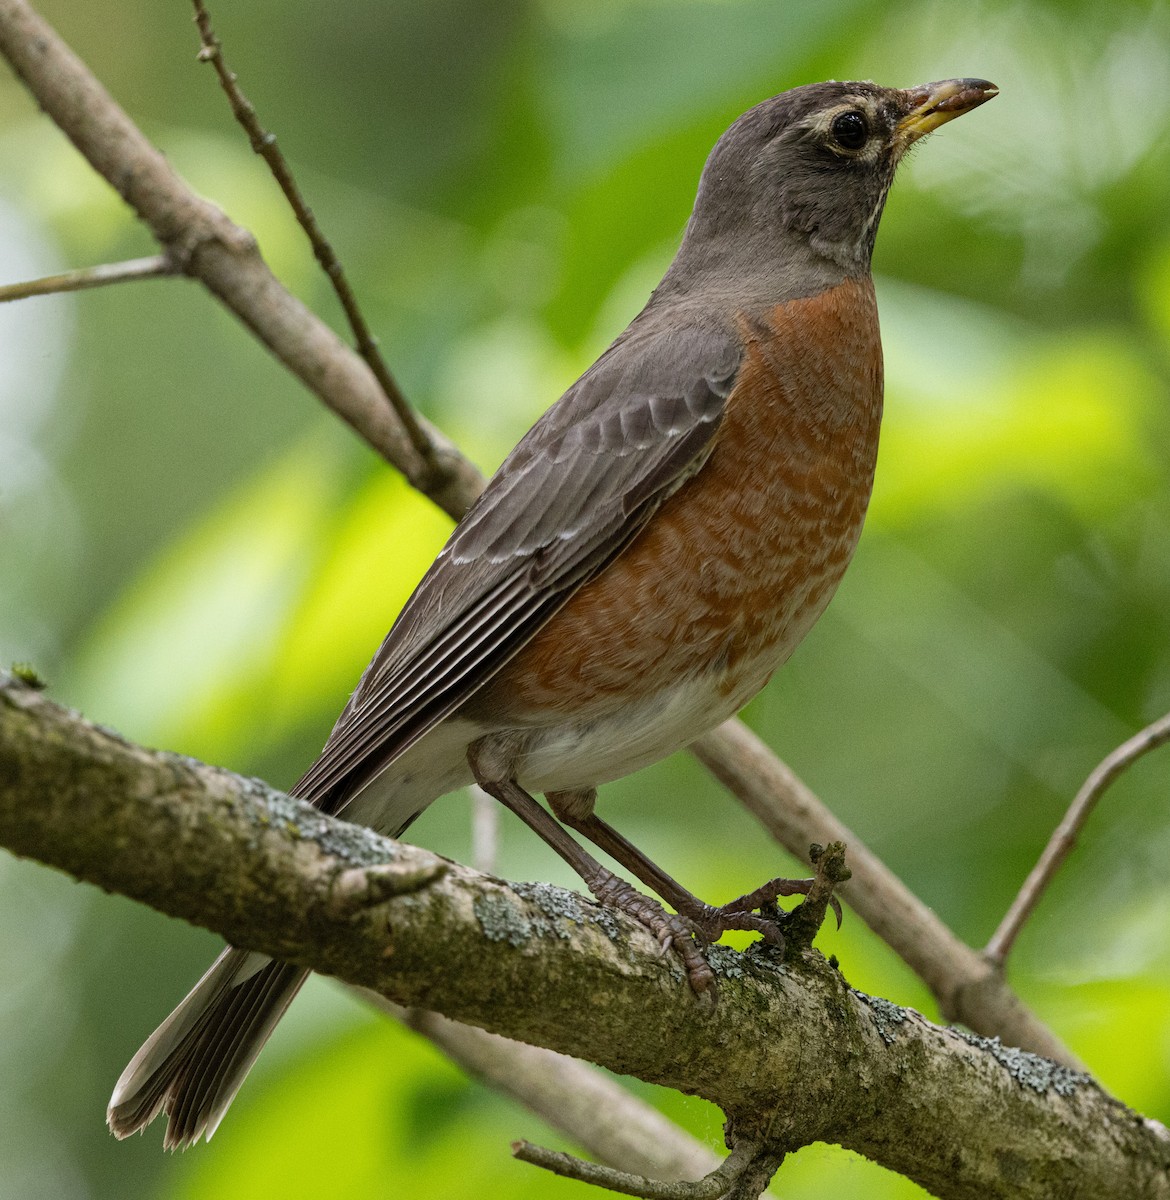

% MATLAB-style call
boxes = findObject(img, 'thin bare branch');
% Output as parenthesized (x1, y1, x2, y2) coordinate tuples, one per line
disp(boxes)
(985, 711, 1170, 967)
(0, 254, 175, 302)
(511, 1137, 759, 1200)
(189, 0, 444, 487)
(0, 0, 482, 519)
(691, 719, 1084, 1069)
(396, 1006, 719, 1182)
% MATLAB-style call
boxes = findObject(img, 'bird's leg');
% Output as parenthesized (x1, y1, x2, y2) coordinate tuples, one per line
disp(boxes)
(467, 740, 715, 993)
(547, 791, 816, 948)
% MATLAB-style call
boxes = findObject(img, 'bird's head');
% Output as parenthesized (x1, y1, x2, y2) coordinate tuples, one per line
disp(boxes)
(670, 78, 997, 295)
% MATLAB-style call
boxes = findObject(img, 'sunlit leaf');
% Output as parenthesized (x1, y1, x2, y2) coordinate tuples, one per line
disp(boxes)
(69, 440, 341, 763)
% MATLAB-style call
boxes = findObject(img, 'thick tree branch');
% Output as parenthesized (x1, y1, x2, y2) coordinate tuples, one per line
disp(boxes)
(0, 0, 481, 520)
(2, 673, 1167, 1199)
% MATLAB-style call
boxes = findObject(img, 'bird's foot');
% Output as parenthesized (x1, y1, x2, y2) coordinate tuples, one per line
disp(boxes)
(676, 871, 843, 950)
(589, 870, 716, 994)
(586, 857, 848, 993)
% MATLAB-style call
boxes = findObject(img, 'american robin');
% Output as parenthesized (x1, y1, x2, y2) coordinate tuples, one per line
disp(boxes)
(108, 77, 996, 1148)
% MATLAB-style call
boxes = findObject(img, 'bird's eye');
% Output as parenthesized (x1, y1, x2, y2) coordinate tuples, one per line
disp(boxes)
(830, 110, 868, 151)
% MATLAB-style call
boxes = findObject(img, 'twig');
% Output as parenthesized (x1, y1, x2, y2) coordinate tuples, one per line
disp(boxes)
(691, 719, 1083, 1069)
(0, 254, 175, 302)
(0, 0, 482, 519)
(985, 711, 1170, 967)
(187, 0, 435, 476)
(188, 0, 443, 488)
(783, 841, 850, 955)
(512, 1137, 760, 1200)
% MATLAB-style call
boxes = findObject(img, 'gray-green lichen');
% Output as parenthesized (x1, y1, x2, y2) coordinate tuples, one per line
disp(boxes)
(706, 943, 747, 980)
(954, 1031, 1089, 1097)
(512, 880, 587, 934)
(475, 880, 628, 948)
(858, 992, 908, 1045)
(242, 779, 401, 868)
(513, 880, 626, 942)
(473, 889, 547, 946)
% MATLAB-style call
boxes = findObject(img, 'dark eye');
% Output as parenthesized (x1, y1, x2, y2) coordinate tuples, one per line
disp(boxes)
(830, 110, 868, 151)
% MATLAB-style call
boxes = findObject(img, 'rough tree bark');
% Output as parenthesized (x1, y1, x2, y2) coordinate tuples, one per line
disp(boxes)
(2, 673, 1167, 1200)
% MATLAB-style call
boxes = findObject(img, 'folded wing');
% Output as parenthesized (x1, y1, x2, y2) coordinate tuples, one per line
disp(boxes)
(294, 318, 743, 813)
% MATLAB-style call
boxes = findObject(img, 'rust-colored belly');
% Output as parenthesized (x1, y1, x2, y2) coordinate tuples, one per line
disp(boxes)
(481, 275, 884, 723)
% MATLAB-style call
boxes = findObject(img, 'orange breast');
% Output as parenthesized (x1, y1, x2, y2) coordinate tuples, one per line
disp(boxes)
(480, 275, 884, 722)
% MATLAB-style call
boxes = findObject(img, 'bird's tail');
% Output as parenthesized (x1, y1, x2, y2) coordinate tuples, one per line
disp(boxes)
(106, 947, 308, 1149)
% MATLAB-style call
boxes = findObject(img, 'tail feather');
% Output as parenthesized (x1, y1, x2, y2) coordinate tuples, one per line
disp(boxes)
(107, 948, 308, 1149)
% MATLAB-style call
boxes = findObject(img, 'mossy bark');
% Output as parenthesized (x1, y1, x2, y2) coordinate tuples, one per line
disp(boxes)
(2, 673, 1168, 1198)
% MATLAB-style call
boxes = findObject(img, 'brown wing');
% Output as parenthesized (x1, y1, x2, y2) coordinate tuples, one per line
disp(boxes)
(293, 317, 743, 812)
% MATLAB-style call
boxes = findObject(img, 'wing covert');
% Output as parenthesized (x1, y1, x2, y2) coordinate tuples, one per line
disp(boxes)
(293, 318, 743, 811)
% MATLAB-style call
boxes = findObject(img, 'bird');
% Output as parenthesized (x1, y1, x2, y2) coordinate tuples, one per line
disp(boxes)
(108, 76, 997, 1149)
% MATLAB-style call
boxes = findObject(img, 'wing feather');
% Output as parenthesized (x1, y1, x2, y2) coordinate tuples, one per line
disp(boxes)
(292, 317, 742, 812)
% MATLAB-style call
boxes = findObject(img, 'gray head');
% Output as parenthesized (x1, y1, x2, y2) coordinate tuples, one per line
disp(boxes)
(662, 78, 997, 300)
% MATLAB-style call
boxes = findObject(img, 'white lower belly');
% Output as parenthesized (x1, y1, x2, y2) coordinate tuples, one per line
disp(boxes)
(515, 668, 757, 794)
(337, 651, 776, 830)
(338, 718, 480, 835)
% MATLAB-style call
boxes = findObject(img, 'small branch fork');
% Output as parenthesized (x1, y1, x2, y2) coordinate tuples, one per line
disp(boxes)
(0, 0, 482, 517)
(0, 0, 443, 490)
(512, 1137, 776, 1200)
(985, 710, 1170, 967)
(188, 0, 443, 488)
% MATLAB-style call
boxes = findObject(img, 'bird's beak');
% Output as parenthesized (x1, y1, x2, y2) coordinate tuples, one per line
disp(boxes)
(896, 78, 998, 148)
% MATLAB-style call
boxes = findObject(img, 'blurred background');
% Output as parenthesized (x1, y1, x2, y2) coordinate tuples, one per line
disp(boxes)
(1, 0, 1169, 1196)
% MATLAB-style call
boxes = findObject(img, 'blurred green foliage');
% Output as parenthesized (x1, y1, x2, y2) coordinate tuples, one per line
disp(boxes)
(1, 1, 1169, 1197)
